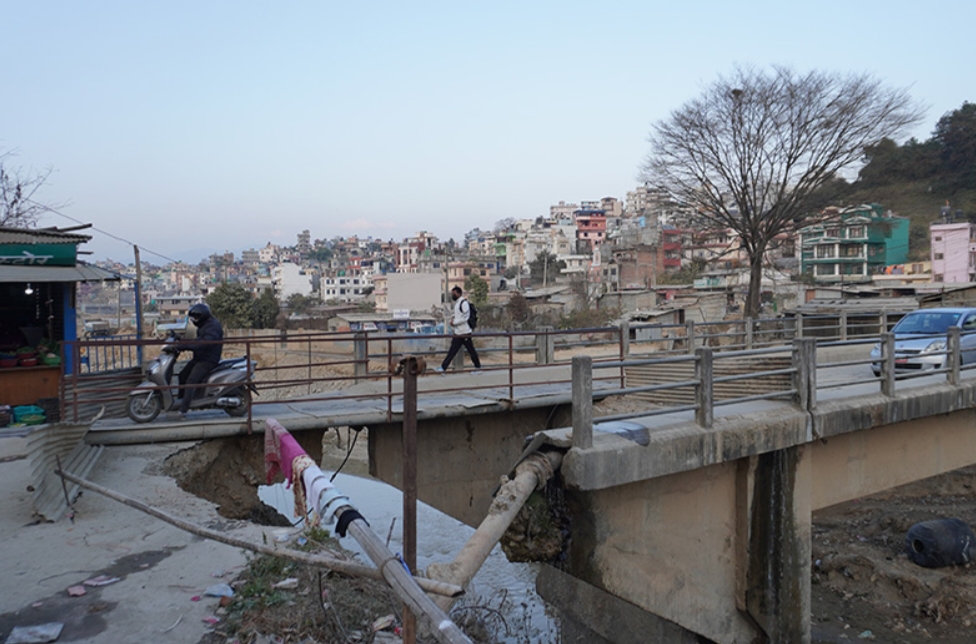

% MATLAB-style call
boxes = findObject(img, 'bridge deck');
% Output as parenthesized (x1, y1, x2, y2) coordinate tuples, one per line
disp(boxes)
(86, 365, 620, 445)
(86, 346, 973, 449)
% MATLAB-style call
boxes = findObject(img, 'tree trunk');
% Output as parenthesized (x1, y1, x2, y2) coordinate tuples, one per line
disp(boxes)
(746, 254, 764, 319)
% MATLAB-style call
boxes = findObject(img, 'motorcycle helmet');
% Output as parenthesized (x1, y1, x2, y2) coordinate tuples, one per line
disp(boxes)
(188, 303, 212, 327)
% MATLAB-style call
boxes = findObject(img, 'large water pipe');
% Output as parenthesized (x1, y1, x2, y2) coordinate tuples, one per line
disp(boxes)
(426, 449, 563, 611)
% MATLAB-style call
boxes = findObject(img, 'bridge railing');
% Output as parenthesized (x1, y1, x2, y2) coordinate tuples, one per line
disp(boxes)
(61, 310, 925, 425)
(569, 323, 976, 445)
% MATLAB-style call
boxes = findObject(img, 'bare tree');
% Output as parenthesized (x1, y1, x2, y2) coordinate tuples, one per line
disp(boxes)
(0, 149, 59, 228)
(641, 66, 924, 318)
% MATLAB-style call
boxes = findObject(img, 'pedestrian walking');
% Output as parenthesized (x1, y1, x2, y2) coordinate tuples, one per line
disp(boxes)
(436, 286, 481, 372)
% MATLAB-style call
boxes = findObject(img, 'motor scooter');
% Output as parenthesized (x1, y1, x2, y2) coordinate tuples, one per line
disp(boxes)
(126, 338, 257, 423)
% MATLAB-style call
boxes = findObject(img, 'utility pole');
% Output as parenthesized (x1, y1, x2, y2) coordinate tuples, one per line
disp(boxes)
(443, 246, 451, 328)
(133, 245, 144, 339)
(133, 245, 145, 365)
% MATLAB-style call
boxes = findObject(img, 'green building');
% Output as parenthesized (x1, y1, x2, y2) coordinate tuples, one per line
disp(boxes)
(798, 204, 909, 283)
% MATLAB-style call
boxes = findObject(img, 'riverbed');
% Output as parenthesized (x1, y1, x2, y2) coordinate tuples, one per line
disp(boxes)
(259, 472, 560, 643)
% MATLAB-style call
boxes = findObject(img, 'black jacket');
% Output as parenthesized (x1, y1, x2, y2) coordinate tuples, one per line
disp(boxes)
(182, 316, 223, 364)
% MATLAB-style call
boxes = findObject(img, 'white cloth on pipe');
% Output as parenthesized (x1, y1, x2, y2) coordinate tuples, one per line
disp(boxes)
(302, 465, 351, 524)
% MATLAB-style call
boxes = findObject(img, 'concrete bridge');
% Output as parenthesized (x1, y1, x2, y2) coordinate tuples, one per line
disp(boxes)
(78, 324, 976, 643)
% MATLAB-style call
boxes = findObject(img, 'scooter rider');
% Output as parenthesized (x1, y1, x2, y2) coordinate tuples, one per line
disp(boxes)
(174, 303, 224, 418)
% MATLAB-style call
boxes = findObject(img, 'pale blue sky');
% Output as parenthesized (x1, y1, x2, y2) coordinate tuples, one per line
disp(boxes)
(3, 1, 972, 263)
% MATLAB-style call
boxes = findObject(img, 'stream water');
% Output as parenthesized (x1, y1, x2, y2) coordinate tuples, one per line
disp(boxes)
(259, 472, 560, 643)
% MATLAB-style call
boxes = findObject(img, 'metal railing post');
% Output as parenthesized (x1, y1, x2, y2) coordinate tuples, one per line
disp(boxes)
(880, 310, 888, 334)
(948, 326, 961, 386)
(840, 311, 848, 342)
(571, 355, 593, 449)
(695, 347, 713, 429)
(246, 339, 253, 434)
(536, 327, 554, 364)
(686, 320, 696, 354)
(792, 338, 816, 412)
(354, 332, 368, 381)
(508, 334, 514, 402)
(881, 332, 896, 397)
(619, 321, 630, 357)
(618, 322, 628, 389)
(745, 317, 754, 350)
(400, 356, 420, 642)
(795, 313, 803, 339)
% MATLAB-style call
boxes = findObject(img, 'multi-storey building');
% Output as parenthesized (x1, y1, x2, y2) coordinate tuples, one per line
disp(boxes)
(550, 201, 578, 221)
(604, 244, 660, 291)
(372, 272, 442, 313)
(397, 231, 439, 272)
(798, 204, 909, 283)
(661, 228, 687, 275)
(575, 207, 607, 254)
(930, 219, 976, 283)
(272, 262, 316, 299)
(296, 230, 312, 257)
(241, 248, 260, 265)
(322, 273, 369, 302)
(687, 228, 747, 270)
(156, 294, 203, 318)
(259, 243, 280, 264)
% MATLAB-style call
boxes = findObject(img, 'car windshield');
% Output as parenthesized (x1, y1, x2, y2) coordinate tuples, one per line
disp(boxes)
(892, 311, 961, 335)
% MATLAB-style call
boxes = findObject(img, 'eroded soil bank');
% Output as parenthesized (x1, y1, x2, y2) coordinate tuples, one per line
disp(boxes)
(162, 431, 324, 524)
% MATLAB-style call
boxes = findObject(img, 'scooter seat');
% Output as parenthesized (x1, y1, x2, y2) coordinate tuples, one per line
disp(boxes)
(214, 357, 248, 371)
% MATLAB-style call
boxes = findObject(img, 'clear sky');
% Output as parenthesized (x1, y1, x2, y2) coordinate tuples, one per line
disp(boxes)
(4, 1, 972, 264)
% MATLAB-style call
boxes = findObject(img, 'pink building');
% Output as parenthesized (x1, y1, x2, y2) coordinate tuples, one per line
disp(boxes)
(930, 221, 976, 283)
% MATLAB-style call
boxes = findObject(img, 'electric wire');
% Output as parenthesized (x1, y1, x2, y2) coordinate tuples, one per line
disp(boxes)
(329, 427, 362, 483)
(27, 198, 183, 265)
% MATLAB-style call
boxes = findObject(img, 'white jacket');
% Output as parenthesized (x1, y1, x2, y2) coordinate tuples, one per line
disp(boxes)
(451, 297, 473, 335)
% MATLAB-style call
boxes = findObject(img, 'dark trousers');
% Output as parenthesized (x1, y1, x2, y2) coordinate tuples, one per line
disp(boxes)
(441, 334, 481, 370)
(178, 359, 217, 412)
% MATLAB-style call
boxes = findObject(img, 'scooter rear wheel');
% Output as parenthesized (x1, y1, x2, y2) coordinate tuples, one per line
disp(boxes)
(224, 388, 251, 417)
(127, 392, 163, 423)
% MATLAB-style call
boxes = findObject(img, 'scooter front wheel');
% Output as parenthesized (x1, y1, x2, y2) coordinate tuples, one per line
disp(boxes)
(224, 388, 251, 417)
(127, 392, 163, 423)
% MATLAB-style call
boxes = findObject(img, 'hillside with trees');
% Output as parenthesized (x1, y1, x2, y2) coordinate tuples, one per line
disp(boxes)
(830, 102, 976, 260)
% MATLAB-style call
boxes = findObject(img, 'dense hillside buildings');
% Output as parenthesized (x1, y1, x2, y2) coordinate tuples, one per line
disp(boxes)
(88, 185, 957, 328)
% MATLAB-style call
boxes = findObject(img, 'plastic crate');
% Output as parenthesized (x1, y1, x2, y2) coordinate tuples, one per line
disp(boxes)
(37, 398, 61, 423)
(13, 405, 45, 423)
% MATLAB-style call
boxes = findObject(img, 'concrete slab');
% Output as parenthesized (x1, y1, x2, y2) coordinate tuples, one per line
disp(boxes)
(0, 441, 273, 644)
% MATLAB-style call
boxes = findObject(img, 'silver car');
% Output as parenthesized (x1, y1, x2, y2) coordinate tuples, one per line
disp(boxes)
(870, 307, 976, 376)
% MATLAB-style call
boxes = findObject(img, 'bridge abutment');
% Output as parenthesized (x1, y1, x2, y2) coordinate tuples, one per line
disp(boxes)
(539, 445, 812, 644)
(745, 446, 812, 643)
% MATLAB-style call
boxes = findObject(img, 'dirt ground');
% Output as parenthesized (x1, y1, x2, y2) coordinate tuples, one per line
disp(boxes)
(810, 464, 976, 644)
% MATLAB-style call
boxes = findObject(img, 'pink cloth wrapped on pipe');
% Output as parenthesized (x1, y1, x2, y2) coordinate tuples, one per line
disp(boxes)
(264, 418, 308, 485)
(265, 418, 316, 518)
